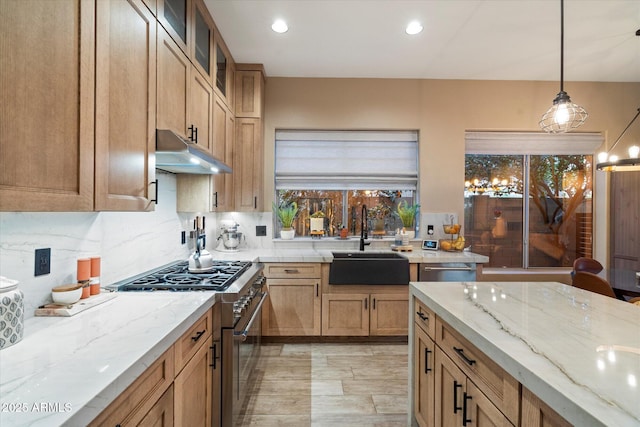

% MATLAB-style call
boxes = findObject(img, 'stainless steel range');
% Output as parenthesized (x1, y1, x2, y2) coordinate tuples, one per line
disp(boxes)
(109, 259, 266, 427)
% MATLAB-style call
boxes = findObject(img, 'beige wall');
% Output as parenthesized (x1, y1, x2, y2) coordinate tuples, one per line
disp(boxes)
(263, 77, 640, 260)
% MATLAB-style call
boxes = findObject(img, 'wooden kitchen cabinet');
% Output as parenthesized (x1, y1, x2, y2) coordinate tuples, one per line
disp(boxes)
(137, 385, 174, 427)
(234, 118, 263, 211)
(435, 347, 512, 427)
(414, 304, 436, 427)
(175, 94, 234, 212)
(212, 95, 235, 211)
(262, 263, 322, 336)
(89, 347, 175, 426)
(321, 291, 408, 336)
(0, 0, 95, 211)
(157, 26, 214, 153)
(521, 386, 572, 427)
(174, 338, 213, 427)
(214, 38, 235, 109)
(235, 67, 265, 118)
(94, 0, 157, 211)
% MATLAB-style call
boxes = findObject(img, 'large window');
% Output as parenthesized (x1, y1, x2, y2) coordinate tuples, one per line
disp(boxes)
(275, 130, 419, 237)
(464, 132, 602, 269)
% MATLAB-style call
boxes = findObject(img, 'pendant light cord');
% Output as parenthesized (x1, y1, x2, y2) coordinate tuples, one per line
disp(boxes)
(559, 0, 564, 92)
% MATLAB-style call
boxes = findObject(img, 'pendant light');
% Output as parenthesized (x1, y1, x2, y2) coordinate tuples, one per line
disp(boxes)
(539, 0, 588, 133)
(596, 107, 640, 172)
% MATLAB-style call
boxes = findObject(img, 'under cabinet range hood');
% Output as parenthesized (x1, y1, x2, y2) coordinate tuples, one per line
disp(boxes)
(155, 129, 232, 174)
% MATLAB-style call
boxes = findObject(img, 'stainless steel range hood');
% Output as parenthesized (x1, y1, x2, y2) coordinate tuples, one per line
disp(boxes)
(155, 129, 232, 174)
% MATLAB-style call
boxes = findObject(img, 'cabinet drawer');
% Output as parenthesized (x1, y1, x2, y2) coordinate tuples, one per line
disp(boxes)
(89, 347, 174, 426)
(414, 299, 436, 339)
(174, 310, 212, 374)
(264, 263, 321, 278)
(435, 318, 519, 425)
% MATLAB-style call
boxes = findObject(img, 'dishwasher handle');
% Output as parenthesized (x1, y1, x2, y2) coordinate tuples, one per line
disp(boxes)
(422, 266, 474, 271)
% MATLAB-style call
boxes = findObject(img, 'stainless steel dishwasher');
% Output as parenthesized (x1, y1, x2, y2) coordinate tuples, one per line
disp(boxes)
(418, 263, 477, 281)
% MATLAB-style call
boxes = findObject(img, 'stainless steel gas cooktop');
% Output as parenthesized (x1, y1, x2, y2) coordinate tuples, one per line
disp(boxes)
(114, 260, 251, 292)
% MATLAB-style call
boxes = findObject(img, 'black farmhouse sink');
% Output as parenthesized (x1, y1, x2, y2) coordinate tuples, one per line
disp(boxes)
(329, 252, 410, 285)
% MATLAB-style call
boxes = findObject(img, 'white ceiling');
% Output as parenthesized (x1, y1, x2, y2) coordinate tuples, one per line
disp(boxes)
(203, 0, 640, 82)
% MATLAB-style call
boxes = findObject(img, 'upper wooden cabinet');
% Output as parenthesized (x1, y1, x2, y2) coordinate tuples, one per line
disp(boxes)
(214, 37, 235, 110)
(94, 0, 157, 211)
(191, 0, 213, 80)
(0, 0, 95, 211)
(157, 0, 188, 52)
(235, 66, 265, 118)
(157, 26, 213, 153)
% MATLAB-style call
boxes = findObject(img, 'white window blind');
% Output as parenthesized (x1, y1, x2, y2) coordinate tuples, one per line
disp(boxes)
(465, 131, 603, 155)
(275, 130, 419, 190)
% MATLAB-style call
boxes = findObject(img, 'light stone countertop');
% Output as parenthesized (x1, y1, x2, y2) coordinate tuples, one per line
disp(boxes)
(210, 246, 490, 264)
(0, 292, 217, 427)
(410, 281, 640, 427)
(0, 248, 487, 427)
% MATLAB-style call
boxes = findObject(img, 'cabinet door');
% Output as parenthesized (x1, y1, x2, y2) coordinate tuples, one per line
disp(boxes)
(189, 70, 213, 153)
(435, 347, 466, 427)
(414, 325, 435, 427)
(235, 70, 263, 118)
(191, 0, 212, 80)
(322, 293, 369, 336)
(157, 27, 189, 137)
(234, 118, 263, 212)
(138, 385, 174, 427)
(0, 0, 95, 211)
(263, 279, 321, 336)
(174, 341, 212, 426)
(212, 95, 234, 211)
(465, 381, 512, 427)
(157, 0, 188, 52)
(370, 293, 408, 336)
(521, 386, 572, 427)
(95, 0, 156, 211)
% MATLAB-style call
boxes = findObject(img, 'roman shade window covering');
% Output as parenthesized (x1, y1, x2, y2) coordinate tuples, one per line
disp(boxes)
(465, 131, 603, 155)
(275, 130, 419, 190)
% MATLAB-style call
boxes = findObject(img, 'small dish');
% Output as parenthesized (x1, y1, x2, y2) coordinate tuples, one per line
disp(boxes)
(51, 284, 83, 305)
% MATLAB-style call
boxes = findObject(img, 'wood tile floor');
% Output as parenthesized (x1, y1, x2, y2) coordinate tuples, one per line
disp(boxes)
(238, 342, 409, 426)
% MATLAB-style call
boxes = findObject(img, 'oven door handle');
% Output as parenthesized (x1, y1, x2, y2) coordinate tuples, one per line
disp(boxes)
(234, 292, 268, 341)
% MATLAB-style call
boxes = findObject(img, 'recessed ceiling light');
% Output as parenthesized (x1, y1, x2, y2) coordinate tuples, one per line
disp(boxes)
(272, 19, 288, 33)
(406, 21, 423, 35)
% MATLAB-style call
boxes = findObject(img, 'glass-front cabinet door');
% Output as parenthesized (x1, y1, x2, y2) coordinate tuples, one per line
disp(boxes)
(215, 44, 227, 96)
(158, 0, 187, 49)
(193, 2, 211, 77)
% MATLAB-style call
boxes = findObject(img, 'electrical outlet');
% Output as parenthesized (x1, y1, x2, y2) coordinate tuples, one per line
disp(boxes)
(427, 225, 434, 235)
(256, 225, 267, 236)
(34, 248, 51, 276)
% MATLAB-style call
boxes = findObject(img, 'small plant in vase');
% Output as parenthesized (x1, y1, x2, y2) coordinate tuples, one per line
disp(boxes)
(397, 201, 419, 238)
(273, 202, 298, 239)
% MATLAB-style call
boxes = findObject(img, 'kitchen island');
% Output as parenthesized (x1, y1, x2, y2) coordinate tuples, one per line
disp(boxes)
(0, 292, 217, 426)
(409, 281, 640, 426)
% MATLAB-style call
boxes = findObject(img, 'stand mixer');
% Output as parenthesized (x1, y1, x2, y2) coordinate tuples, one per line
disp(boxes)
(216, 221, 245, 252)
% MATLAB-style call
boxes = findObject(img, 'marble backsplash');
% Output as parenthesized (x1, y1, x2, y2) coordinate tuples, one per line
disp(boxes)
(0, 171, 453, 319)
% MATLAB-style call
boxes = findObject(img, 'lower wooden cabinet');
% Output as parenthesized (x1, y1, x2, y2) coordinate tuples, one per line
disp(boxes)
(435, 347, 511, 427)
(322, 292, 408, 336)
(521, 386, 573, 427)
(90, 307, 219, 426)
(174, 340, 212, 426)
(262, 263, 322, 336)
(88, 347, 174, 426)
(138, 385, 174, 427)
(414, 323, 435, 427)
(412, 297, 573, 427)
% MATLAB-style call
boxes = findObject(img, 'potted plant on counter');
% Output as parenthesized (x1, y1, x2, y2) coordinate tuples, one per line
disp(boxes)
(273, 202, 299, 239)
(397, 201, 419, 239)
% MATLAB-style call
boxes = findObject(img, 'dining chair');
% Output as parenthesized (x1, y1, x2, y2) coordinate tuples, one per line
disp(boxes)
(572, 257, 604, 274)
(571, 271, 617, 298)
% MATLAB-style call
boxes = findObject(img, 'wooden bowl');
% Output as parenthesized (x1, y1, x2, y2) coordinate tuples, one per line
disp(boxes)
(51, 284, 82, 305)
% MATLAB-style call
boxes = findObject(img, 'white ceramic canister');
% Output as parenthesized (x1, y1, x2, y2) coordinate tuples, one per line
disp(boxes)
(0, 276, 24, 350)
